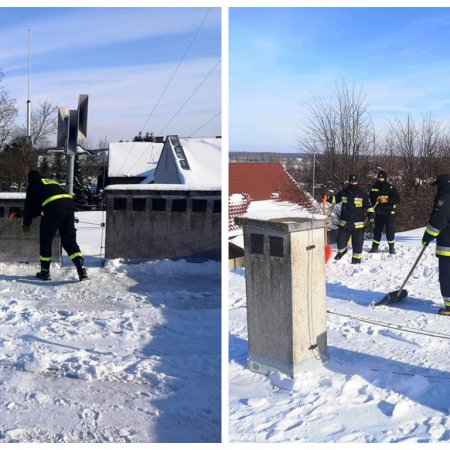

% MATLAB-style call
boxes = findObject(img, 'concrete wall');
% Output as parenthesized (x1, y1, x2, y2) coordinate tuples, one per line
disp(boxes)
(105, 187, 221, 260)
(0, 196, 61, 263)
(235, 216, 328, 378)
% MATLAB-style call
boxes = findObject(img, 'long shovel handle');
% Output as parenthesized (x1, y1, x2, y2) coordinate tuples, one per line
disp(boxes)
(397, 244, 428, 295)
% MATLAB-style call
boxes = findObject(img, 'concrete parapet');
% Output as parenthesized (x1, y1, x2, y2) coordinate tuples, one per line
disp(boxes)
(0, 194, 61, 263)
(105, 185, 221, 261)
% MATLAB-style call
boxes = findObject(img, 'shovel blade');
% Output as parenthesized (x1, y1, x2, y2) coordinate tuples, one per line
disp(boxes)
(374, 289, 408, 306)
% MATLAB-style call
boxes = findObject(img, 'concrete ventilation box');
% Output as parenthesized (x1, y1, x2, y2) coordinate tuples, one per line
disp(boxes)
(0, 193, 61, 263)
(105, 185, 221, 261)
(235, 216, 329, 378)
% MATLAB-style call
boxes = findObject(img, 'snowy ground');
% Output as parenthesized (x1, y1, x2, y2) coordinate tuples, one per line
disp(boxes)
(0, 211, 221, 443)
(229, 227, 450, 443)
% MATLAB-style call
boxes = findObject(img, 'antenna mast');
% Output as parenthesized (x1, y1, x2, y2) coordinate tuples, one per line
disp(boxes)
(26, 29, 32, 144)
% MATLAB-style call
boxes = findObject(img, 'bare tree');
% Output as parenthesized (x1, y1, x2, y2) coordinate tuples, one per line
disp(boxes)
(0, 136, 37, 191)
(300, 80, 376, 188)
(0, 72, 18, 150)
(13, 101, 57, 148)
(386, 115, 418, 176)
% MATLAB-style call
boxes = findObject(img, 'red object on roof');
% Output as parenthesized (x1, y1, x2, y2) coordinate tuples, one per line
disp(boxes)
(228, 162, 312, 232)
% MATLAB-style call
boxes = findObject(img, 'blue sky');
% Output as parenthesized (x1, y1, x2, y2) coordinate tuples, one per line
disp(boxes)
(230, 8, 450, 153)
(0, 7, 221, 145)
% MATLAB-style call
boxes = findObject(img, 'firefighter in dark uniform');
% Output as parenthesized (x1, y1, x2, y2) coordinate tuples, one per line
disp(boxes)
(22, 170, 88, 281)
(422, 174, 450, 316)
(328, 174, 373, 264)
(369, 170, 401, 254)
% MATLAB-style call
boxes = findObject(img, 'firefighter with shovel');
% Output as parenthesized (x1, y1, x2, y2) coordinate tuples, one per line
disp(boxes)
(22, 170, 88, 282)
(422, 174, 450, 316)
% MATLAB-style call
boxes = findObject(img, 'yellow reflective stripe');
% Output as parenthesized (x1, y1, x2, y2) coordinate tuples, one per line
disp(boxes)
(387, 240, 395, 244)
(444, 299, 450, 307)
(338, 248, 347, 254)
(436, 246, 450, 256)
(426, 223, 440, 237)
(353, 253, 363, 259)
(355, 222, 365, 228)
(367, 208, 375, 213)
(354, 201, 363, 207)
(331, 196, 336, 205)
(371, 188, 379, 192)
(42, 194, 72, 207)
(40, 256, 51, 261)
(41, 178, 60, 186)
(373, 239, 381, 245)
(69, 252, 83, 260)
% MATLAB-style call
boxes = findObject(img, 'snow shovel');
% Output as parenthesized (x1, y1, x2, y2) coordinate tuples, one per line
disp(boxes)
(374, 244, 428, 306)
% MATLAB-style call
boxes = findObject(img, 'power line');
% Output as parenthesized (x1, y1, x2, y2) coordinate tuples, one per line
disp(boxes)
(189, 111, 221, 137)
(117, 7, 212, 174)
(156, 59, 221, 136)
(127, 58, 220, 174)
(140, 7, 212, 134)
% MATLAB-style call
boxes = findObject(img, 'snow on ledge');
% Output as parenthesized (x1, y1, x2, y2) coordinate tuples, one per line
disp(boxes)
(0, 193, 27, 199)
(105, 184, 221, 191)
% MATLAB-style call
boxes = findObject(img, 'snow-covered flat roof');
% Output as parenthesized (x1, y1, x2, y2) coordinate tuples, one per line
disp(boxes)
(108, 142, 163, 178)
(0, 193, 27, 200)
(176, 138, 221, 188)
(105, 183, 220, 191)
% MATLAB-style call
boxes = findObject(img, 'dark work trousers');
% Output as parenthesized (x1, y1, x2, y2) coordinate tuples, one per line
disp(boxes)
(438, 256, 450, 308)
(373, 214, 396, 244)
(40, 206, 81, 260)
(336, 227, 364, 257)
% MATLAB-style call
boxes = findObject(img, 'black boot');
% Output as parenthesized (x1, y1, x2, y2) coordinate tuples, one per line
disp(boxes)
(369, 244, 379, 253)
(351, 257, 361, 264)
(73, 256, 89, 281)
(36, 259, 51, 281)
(389, 244, 396, 255)
(439, 308, 450, 316)
(334, 249, 347, 260)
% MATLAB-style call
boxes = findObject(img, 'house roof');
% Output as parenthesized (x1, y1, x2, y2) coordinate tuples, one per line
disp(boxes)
(228, 162, 313, 232)
(108, 142, 164, 180)
(229, 162, 303, 202)
(169, 137, 221, 189)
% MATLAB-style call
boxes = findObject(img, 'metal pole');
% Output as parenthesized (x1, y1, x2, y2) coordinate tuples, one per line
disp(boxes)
(65, 115, 74, 195)
(26, 29, 32, 144)
(66, 154, 75, 196)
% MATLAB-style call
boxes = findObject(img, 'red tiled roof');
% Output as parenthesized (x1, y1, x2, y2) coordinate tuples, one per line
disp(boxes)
(228, 192, 252, 232)
(229, 162, 308, 202)
(228, 162, 313, 231)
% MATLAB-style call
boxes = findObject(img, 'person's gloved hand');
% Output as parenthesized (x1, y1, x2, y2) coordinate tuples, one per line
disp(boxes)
(22, 224, 31, 233)
(422, 232, 433, 247)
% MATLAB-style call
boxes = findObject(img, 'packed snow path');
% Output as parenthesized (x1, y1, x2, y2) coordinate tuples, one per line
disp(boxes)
(229, 230, 450, 443)
(0, 212, 221, 443)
